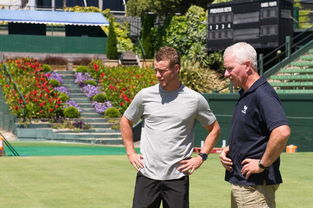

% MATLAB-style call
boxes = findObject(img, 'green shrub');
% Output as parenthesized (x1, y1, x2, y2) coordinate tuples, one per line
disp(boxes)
(105, 107, 121, 118)
(63, 107, 80, 118)
(49, 79, 60, 87)
(84, 79, 97, 86)
(208, 51, 223, 71)
(59, 93, 70, 102)
(76, 65, 88, 73)
(141, 13, 156, 58)
(41, 64, 52, 72)
(93, 93, 107, 102)
(106, 18, 118, 59)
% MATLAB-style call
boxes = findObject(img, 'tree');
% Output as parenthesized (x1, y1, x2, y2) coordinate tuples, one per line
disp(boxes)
(141, 13, 156, 58)
(106, 19, 118, 59)
(127, 0, 213, 16)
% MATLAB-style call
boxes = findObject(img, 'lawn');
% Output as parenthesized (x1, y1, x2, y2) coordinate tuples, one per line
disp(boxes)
(0, 142, 312, 208)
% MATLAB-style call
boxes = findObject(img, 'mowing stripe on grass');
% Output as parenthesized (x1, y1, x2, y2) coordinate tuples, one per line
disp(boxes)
(4, 141, 132, 156)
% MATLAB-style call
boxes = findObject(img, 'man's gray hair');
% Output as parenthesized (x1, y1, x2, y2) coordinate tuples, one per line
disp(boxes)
(223, 42, 257, 70)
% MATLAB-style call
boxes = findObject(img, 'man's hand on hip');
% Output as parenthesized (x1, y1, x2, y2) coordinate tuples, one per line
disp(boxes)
(128, 152, 144, 171)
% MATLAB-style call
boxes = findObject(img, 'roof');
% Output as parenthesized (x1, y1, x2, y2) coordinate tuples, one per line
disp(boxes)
(0, 9, 109, 26)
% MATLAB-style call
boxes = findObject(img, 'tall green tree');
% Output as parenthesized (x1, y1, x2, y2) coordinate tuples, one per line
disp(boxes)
(127, 0, 213, 16)
(106, 19, 118, 59)
(141, 13, 156, 58)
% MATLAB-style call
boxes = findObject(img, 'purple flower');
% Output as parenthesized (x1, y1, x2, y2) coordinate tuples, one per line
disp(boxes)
(64, 100, 82, 112)
(47, 72, 63, 84)
(92, 101, 113, 114)
(82, 84, 99, 98)
(75, 72, 94, 85)
(54, 86, 70, 95)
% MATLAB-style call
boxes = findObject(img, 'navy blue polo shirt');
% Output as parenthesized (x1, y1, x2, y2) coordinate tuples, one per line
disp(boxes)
(225, 77, 289, 185)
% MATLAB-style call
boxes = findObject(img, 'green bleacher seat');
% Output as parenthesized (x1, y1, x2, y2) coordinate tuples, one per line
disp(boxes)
(270, 75, 313, 80)
(280, 68, 313, 73)
(290, 62, 313, 67)
(301, 55, 313, 61)
(269, 82, 313, 87)
(275, 89, 313, 93)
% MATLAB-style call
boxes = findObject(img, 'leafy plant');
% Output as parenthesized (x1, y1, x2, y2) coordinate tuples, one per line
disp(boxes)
(93, 93, 107, 103)
(58, 93, 70, 102)
(63, 107, 80, 118)
(41, 64, 52, 72)
(208, 51, 223, 71)
(75, 66, 88, 73)
(105, 107, 121, 118)
(179, 57, 228, 93)
(84, 80, 97, 86)
(48, 79, 60, 87)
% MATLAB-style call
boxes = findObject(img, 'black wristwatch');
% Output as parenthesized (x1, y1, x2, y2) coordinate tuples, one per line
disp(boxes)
(258, 160, 269, 170)
(198, 153, 208, 161)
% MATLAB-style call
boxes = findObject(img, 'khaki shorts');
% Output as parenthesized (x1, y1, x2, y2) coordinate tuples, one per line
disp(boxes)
(231, 184, 280, 208)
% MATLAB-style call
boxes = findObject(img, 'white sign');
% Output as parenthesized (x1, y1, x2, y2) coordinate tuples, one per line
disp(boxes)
(210, 7, 232, 14)
(261, 1, 277, 8)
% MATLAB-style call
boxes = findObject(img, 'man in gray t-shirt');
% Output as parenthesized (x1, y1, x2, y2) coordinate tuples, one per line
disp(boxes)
(120, 47, 220, 208)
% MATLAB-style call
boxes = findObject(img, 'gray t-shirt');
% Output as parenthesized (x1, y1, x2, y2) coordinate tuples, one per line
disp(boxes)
(124, 84, 216, 180)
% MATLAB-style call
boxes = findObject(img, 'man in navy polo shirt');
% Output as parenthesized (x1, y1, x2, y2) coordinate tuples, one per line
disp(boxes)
(219, 42, 291, 208)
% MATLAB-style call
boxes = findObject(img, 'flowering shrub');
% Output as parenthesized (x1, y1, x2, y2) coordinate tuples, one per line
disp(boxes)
(82, 61, 157, 113)
(64, 100, 81, 112)
(74, 72, 95, 87)
(82, 84, 100, 98)
(54, 86, 70, 96)
(92, 101, 113, 114)
(46, 72, 64, 84)
(0, 58, 63, 119)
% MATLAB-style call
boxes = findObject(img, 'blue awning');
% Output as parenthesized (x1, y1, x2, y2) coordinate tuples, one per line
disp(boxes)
(0, 9, 109, 26)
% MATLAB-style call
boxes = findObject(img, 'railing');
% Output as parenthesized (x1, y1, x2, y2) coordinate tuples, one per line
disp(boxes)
(259, 25, 313, 77)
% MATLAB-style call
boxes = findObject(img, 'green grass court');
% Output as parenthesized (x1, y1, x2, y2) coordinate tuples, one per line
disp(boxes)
(1, 141, 313, 208)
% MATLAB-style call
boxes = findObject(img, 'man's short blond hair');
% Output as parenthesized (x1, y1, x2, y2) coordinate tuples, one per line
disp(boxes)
(155, 47, 180, 68)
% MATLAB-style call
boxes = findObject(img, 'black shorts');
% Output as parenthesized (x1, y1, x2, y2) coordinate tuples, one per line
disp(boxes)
(132, 172, 189, 208)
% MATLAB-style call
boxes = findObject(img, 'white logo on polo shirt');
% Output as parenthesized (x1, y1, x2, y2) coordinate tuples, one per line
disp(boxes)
(241, 105, 248, 114)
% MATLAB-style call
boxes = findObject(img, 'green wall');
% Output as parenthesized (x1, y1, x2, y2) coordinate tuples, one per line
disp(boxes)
(0, 34, 107, 54)
(194, 93, 313, 152)
(0, 88, 16, 133)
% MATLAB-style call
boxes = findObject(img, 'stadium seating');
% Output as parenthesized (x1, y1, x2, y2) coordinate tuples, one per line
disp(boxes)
(268, 48, 313, 93)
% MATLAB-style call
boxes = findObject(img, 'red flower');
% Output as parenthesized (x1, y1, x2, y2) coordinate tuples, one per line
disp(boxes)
(108, 85, 117, 90)
(120, 102, 125, 106)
